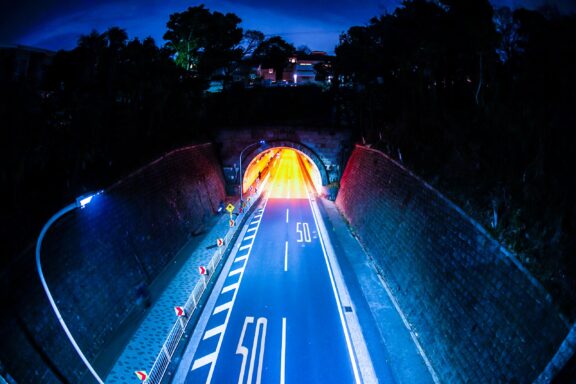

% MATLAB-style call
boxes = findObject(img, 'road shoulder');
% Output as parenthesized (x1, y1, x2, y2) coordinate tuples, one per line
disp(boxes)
(317, 197, 436, 384)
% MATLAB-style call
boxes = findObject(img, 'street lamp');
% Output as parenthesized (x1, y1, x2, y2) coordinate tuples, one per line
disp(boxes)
(239, 140, 266, 201)
(36, 191, 104, 384)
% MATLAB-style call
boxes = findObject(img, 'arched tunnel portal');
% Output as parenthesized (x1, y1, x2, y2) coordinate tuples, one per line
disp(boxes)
(241, 141, 328, 195)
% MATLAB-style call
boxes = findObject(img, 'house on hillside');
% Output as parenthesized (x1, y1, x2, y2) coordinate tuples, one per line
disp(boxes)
(256, 50, 334, 87)
(283, 50, 333, 85)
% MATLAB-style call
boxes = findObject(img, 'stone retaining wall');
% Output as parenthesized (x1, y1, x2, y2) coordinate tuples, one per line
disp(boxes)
(336, 145, 569, 383)
(0, 143, 225, 383)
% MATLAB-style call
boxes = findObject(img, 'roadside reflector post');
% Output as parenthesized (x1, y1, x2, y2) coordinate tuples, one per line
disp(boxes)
(135, 371, 148, 382)
(174, 306, 185, 317)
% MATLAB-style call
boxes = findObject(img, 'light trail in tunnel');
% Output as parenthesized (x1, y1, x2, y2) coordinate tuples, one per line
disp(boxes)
(266, 149, 310, 199)
(243, 148, 320, 199)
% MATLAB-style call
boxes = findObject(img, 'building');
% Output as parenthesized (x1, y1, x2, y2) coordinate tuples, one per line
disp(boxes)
(0, 44, 55, 85)
(256, 50, 334, 87)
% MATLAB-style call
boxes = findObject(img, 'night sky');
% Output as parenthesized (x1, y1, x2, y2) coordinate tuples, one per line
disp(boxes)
(1, 0, 575, 54)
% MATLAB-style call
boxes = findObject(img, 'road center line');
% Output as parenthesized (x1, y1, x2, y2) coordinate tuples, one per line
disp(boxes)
(284, 241, 288, 272)
(281, 317, 286, 384)
(286, 209, 289, 223)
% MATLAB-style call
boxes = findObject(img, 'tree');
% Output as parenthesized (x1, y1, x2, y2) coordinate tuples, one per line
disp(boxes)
(163, 5, 243, 82)
(253, 36, 295, 81)
(241, 30, 265, 58)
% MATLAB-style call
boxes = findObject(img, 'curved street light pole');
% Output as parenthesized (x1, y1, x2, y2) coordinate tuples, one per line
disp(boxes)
(36, 194, 104, 384)
(239, 140, 265, 201)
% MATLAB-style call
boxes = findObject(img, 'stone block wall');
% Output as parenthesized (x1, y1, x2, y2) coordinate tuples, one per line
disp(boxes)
(0, 143, 225, 383)
(336, 145, 569, 383)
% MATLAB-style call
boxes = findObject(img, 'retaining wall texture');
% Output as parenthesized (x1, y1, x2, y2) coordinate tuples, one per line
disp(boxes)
(0, 143, 225, 383)
(336, 145, 570, 383)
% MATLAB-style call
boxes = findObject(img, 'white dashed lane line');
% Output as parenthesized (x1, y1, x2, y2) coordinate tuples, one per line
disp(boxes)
(189, 206, 267, 382)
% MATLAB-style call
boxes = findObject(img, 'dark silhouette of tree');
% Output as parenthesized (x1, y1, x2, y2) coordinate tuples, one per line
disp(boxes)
(163, 4, 243, 86)
(253, 36, 296, 81)
(333, 0, 576, 334)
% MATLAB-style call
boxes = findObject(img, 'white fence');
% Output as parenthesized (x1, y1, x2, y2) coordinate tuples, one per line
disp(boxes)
(145, 182, 266, 384)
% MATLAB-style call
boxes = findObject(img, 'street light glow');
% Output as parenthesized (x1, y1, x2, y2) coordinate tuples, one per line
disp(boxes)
(36, 191, 105, 384)
(76, 191, 102, 208)
(78, 195, 93, 207)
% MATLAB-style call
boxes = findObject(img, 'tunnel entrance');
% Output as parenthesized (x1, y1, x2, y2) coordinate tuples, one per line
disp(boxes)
(243, 147, 323, 197)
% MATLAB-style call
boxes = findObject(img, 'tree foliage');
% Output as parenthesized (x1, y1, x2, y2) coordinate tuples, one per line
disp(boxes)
(253, 36, 296, 81)
(334, 0, 576, 320)
(163, 4, 243, 83)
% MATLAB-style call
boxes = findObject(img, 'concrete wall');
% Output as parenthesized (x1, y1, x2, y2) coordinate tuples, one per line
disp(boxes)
(336, 145, 570, 383)
(0, 144, 225, 383)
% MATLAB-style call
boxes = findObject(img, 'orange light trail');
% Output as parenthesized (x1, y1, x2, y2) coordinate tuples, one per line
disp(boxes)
(266, 149, 310, 199)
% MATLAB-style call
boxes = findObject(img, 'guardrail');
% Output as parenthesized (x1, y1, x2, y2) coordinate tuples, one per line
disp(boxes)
(145, 176, 269, 384)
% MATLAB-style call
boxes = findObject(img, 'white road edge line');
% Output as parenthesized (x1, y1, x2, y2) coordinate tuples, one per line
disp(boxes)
(213, 301, 233, 315)
(284, 241, 288, 272)
(203, 324, 226, 340)
(192, 351, 217, 370)
(281, 317, 286, 384)
(202, 171, 278, 383)
(234, 255, 248, 263)
(221, 283, 239, 294)
(228, 267, 244, 277)
(302, 170, 369, 384)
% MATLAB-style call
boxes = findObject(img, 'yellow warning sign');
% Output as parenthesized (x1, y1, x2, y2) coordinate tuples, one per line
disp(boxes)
(226, 203, 235, 213)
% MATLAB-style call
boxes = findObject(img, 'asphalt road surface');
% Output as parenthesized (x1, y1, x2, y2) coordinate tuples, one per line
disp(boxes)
(179, 149, 370, 383)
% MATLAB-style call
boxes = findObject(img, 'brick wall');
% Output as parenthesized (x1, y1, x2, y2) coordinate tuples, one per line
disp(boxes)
(0, 143, 225, 383)
(336, 145, 569, 383)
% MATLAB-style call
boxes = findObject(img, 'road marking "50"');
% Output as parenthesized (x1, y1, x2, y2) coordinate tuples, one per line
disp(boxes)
(296, 222, 311, 243)
(236, 317, 268, 384)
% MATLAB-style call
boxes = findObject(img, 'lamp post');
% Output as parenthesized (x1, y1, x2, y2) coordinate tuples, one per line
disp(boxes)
(36, 192, 104, 384)
(239, 140, 266, 201)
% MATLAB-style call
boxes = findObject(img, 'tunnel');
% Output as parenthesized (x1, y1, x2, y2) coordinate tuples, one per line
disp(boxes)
(242, 147, 324, 197)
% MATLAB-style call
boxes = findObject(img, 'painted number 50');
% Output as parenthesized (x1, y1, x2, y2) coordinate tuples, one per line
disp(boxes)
(296, 222, 311, 243)
(236, 316, 268, 384)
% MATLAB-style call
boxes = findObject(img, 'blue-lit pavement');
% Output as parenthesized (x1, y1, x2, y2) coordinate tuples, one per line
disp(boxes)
(106, 201, 241, 383)
(175, 150, 376, 383)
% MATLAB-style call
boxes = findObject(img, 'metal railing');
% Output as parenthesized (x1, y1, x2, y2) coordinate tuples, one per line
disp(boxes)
(145, 177, 268, 384)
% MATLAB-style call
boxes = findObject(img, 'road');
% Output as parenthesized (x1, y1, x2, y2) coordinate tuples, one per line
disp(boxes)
(179, 149, 370, 383)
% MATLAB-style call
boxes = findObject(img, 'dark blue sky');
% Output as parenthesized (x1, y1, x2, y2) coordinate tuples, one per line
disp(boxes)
(1, 0, 574, 54)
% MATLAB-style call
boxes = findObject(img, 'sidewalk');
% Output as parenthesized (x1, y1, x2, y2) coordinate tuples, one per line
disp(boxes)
(317, 198, 437, 384)
(105, 200, 242, 384)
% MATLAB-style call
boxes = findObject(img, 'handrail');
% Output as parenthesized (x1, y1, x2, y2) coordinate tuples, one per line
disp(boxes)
(145, 176, 269, 384)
